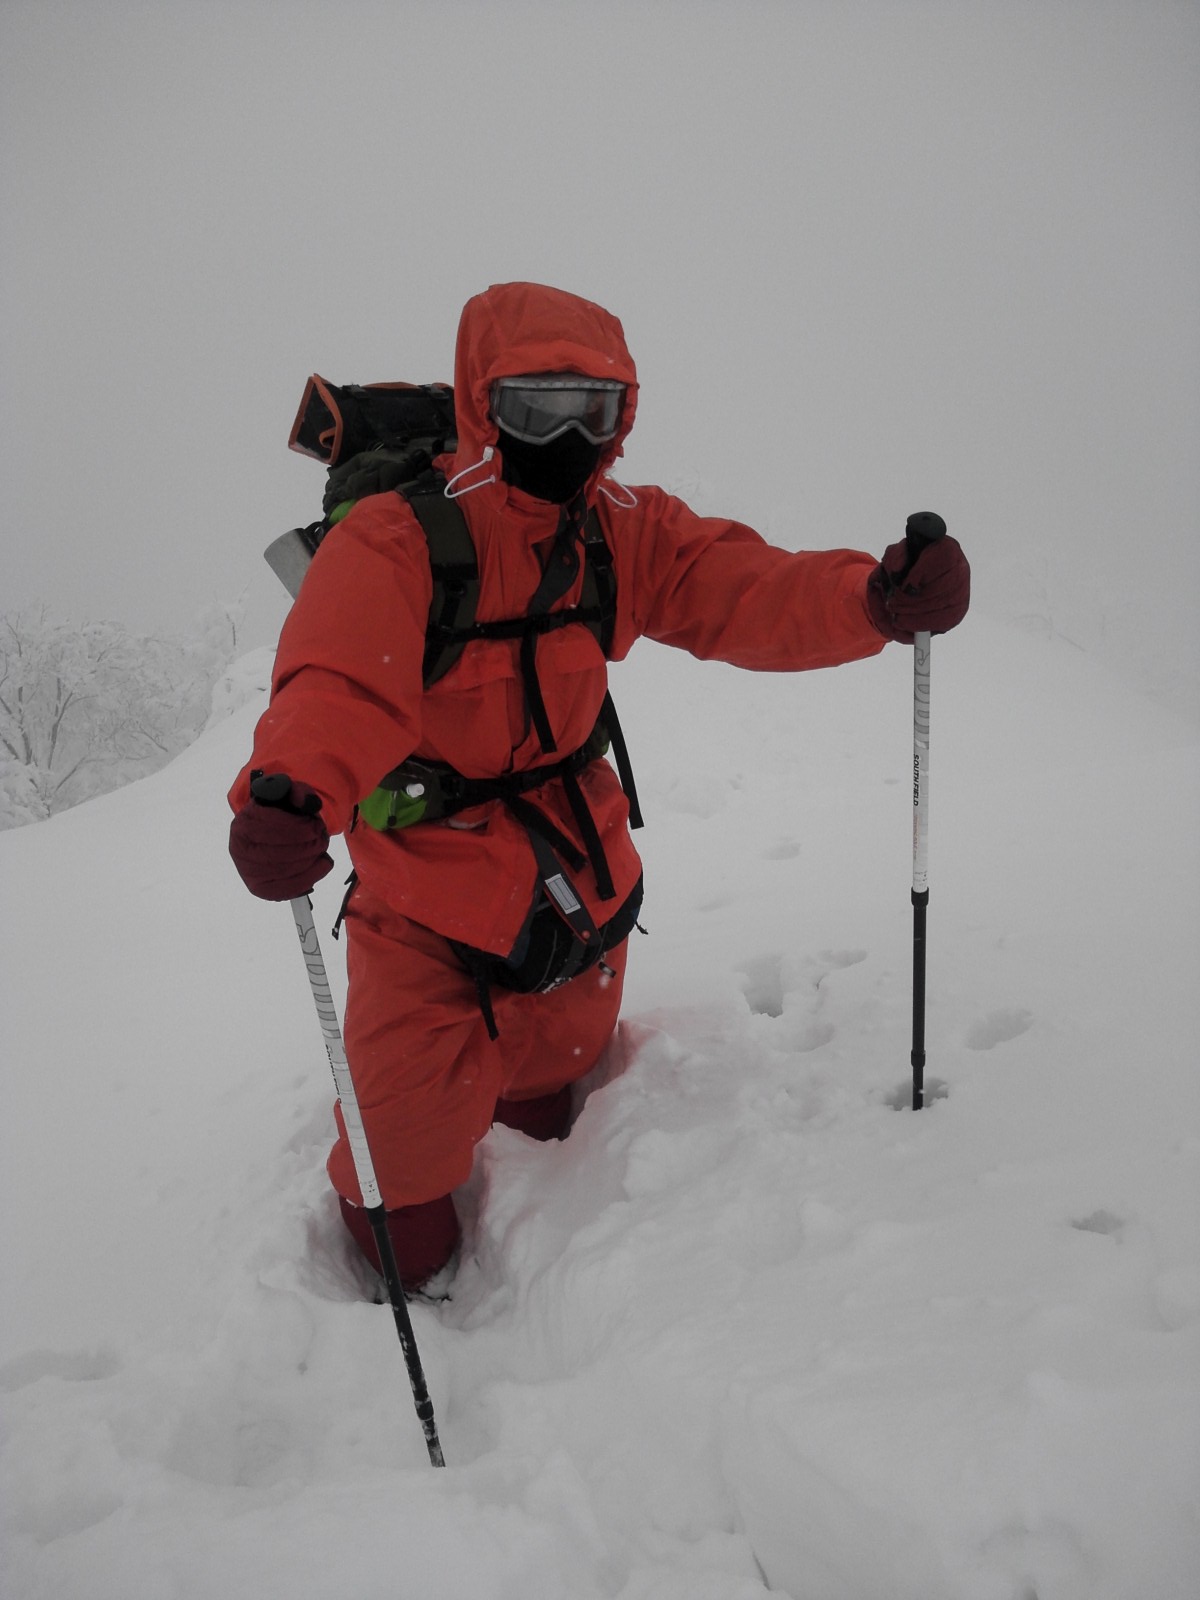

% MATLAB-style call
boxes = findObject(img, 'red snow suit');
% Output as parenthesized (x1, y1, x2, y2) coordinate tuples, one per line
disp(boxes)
(231, 281, 887, 1207)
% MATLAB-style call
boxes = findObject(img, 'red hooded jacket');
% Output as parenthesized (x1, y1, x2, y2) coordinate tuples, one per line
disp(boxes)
(232, 282, 886, 954)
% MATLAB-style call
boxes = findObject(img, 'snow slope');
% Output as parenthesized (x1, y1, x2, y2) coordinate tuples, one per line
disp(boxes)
(2, 614, 1197, 1600)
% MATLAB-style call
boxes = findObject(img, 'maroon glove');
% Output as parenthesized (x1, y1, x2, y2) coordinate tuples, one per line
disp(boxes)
(229, 775, 334, 900)
(866, 534, 970, 643)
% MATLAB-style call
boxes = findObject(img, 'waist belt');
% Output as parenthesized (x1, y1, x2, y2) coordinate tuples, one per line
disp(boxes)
(369, 734, 599, 828)
(365, 744, 630, 1040)
(365, 734, 608, 878)
(358, 691, 643, 904)
(356, 722, 648, 1039)
(449, 873, 644, 1040)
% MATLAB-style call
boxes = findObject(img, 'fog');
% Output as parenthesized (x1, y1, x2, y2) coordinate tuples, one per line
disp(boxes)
(2, 0, 1197, 714)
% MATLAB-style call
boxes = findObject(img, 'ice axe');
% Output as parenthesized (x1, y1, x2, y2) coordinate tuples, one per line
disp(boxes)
(250, 771, 446, 1467)
(901, 512, 946, 1110)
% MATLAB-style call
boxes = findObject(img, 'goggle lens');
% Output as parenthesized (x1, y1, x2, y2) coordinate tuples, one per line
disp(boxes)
(491, 378, 625, 446)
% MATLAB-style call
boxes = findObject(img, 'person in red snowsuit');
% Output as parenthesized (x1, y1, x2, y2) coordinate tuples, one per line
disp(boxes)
(229, 281, 969, 1289)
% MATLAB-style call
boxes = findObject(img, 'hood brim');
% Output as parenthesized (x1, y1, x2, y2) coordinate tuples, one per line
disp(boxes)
(451, 282, 639, 482)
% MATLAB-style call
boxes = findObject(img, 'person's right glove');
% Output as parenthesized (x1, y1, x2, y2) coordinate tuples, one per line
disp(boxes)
(865, 535, 970, 643)
(228, 777, 334, 900)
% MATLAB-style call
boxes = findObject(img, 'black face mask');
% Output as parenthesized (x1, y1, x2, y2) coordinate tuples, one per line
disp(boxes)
(498, 427, 603, 504)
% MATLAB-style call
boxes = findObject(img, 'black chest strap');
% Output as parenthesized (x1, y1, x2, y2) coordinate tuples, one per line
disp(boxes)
(404, 486, 617, 692)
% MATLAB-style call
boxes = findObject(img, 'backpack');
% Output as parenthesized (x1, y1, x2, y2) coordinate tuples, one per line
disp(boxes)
(265, 373, 619, 682)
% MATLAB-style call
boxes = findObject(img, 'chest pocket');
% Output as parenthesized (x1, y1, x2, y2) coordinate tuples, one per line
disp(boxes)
(421, 637, 525, 777)
(421, 619, 606, 775)
(515, 621, 608, 758)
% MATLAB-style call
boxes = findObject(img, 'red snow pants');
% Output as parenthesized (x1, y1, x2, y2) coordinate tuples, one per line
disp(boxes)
(326, 880, 628, 1209)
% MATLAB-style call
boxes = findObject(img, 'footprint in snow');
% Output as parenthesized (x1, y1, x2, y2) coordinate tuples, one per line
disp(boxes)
(737, 948, 869, 1020)
(762, 837, 801, 861)
(816, 947, 868, 974)
(737, 953, 785, 1018)
(696, 891, 738, 914)
(966, 1007, 1033, 1050)
(1071, 1209, 1125, 1239)
(795, 1019, 836, 1053)
(0, 1346, 121, 1391)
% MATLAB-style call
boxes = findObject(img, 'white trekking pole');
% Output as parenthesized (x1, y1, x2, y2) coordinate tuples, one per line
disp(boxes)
(250, 773, 446, 1467)
(903, 512, 946, 1110)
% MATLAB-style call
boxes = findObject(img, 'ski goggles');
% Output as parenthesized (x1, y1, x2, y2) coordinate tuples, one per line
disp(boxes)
(490, 375, 626, 447)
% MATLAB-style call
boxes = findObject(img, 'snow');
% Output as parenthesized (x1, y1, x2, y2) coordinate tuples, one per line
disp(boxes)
(2, 610, 1198, 1599)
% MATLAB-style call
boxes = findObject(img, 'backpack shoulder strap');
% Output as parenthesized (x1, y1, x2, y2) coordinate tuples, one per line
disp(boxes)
(402, 487, 618, 688)
(401, 479, 481, 686)
(580, 508, 617, 658)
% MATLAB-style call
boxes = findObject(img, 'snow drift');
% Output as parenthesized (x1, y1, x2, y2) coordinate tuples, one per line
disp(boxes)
(2, 616, 1197, 1600)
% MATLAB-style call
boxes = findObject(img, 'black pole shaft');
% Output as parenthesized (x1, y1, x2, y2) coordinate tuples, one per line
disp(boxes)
(911, 888, 928, 1110)
(368, 1208, 446, 1468)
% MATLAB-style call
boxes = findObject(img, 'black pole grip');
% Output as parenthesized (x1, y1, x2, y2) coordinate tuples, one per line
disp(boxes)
(249, 770, 322, 816)
(896, 511, 948, 588)
(905, 510, 947, 555)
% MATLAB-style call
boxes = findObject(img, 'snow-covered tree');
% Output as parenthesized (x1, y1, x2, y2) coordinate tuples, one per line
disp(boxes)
(0, 598, 246, 828)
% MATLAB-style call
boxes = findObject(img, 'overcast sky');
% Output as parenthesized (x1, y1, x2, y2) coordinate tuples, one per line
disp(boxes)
(2, 0, 1197, 713)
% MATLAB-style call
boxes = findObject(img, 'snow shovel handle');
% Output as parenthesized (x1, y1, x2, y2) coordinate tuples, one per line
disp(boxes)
(904, 513, 946, 1111)
(250, 773, 446, 1466)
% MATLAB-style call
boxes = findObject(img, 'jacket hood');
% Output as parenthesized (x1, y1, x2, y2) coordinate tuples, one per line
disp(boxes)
(451, 282, 639, 491)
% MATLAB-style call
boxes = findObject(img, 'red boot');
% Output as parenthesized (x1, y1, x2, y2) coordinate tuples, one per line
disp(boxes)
(492, 1084, 573, 1141)
(338, 1193, 460, 1291)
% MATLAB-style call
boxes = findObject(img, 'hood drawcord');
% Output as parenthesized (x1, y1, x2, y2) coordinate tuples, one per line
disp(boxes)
(444, 446, 496, 499)
(599, 475, 638, 508)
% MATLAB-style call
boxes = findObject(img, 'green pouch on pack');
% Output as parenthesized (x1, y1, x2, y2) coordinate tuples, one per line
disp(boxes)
(357, 783, 428, 831)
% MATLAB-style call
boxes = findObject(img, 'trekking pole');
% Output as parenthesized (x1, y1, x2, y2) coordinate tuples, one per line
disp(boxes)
(903, 512, 946, 1111)
(250, 773, 446, 1468)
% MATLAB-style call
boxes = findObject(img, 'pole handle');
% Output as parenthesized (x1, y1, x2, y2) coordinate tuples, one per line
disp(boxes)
(899, 511, 947, 586)
(905, 510, 947, 552)
(250, 769, 322, 816)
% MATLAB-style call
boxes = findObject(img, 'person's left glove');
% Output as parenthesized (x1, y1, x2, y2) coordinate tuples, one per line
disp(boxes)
(228, 777, 334, 900)
(865, 535, 970, 643)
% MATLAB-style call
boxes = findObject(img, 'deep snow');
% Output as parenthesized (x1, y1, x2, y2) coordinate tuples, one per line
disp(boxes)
(2, 607, 1197, 1600)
